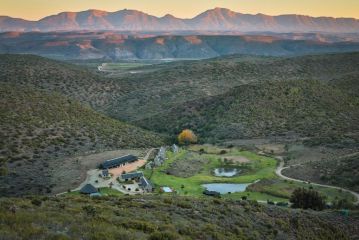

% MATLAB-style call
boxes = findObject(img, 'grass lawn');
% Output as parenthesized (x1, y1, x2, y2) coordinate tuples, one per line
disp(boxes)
(145, 147, 277, 198)
(145, 145, 356, 203)
(101, 62, 151, 71)
(65, 188, 123, 197)
(249, 179, 356, 203)
(99, 188, 124, 197)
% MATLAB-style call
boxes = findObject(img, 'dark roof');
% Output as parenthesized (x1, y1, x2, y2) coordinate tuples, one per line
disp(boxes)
(139, 176, 152, 188)
(100, 155, 138, 169)
(102, 169, 109, 177)
(80, 184, 98, 194)
(121, 171, 143, 179)
(203, 190, 220, 197)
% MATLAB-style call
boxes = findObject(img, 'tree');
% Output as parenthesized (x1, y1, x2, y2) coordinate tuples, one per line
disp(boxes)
(178, 129, 197, 145)
(290, 188, 325, 211)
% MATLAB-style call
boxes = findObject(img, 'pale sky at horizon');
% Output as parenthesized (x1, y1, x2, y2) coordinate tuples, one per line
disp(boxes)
(1, 0, 359, 20)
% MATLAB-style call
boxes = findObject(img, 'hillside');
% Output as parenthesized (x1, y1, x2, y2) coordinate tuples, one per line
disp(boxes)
(1, 53, 358, 128)
(1, 8, 359, 32)
(0, 83, 165, 196)
(135, 79, 359, 145)
(1, 32, 359, 60)
(109, 52, 359, 122)
(1, 53, 358, 131)
(0, 54, 134, 115)
(1, 195, 358, 240)
(1, 53, 358, 195)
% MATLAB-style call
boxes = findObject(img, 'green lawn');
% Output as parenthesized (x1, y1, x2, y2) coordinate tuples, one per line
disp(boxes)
(101, 62, 151, 71)
(145, 145, 356, 203)
(145, 147, 277, 198)
(65, 188, 123, 197)
(248, 179, 356, 203)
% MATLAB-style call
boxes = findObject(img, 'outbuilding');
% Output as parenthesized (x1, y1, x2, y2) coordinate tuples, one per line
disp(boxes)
(203, 190, 220, 197)
(121, 171, 144, 181)
(80, 184, 98, 195)
(139, 176, 153, 192)
(99, 155, 138, 169)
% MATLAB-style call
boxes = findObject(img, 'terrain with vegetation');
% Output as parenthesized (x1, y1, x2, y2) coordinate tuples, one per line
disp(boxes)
(0, 52, 358, 195)
(1, 195, 359, 240)
(144, 145, 355, 204)
(1, 31, 359, 60)
(0, 57, 165, 196)
(0, 49, 359, 239)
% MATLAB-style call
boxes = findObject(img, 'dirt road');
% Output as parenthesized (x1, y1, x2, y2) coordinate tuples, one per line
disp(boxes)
(276, 160, 359, 204)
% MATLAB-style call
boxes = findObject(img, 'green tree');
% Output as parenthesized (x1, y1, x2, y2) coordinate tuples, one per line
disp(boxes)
(290, 188, 325, 211)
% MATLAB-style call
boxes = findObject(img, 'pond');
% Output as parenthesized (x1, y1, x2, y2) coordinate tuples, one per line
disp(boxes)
(213, 168, 241, 177)
(202, 183, 251, 194)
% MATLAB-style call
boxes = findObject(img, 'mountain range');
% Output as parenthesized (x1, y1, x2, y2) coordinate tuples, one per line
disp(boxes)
(1, 8, 359, 33)
(2, 31, 359, 60)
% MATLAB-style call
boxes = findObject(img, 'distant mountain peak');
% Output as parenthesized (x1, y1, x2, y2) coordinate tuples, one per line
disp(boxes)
(0, 8, 358, 33)
(162, 14, 176, 19)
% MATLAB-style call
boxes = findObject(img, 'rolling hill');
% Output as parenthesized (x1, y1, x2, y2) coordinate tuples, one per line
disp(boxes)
(135, 79, 359, 144)
(0, 83, 165, 197)
(1, 32, 359, 60)
(1, 195, 358, 240)
(1, 53, 358, 195)
(1, 8, 359, 32)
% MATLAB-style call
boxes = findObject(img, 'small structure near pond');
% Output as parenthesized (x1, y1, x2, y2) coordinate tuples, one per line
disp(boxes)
(203, 190, 220, 197)
(161, 186, 173, 193)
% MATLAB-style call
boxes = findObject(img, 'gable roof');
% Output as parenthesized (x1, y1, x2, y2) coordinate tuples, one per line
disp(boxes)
(121, 171, 144, 179)
(80, 184, 98, 194)
(100, 155, 138, 169)
(139, 176, 152, 188)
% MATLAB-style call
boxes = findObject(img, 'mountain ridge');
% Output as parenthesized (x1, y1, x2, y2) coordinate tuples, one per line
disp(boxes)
(2, 32, 359, 60)
(1, 8, 359, 33)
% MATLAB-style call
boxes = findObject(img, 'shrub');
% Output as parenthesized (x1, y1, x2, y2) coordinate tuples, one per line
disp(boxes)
(82, 205, 96, 217)
(219, 150, 227, 155)
(290, 188, 325, 211)
(31, 198, 42, 206)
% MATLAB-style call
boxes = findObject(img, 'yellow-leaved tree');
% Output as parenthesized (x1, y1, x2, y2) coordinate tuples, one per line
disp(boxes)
(178, 129, 198, 145)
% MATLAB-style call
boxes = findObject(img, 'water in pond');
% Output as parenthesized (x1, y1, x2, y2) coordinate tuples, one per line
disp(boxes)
(214, 168, 240, 177)
(202, 183, 251, 194)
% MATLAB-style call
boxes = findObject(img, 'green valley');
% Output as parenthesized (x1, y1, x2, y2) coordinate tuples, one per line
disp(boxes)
(144, 145, 356, 204)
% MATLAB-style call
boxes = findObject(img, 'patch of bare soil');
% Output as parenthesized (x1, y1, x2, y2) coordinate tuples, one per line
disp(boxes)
(256, 144, 285, 155)
(166, 152, 209, 178)
(109, 159, 146, 178)
(221, 156, 250, 164)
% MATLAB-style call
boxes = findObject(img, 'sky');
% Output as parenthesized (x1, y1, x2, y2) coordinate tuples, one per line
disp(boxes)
(1, 0, 359, 20)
